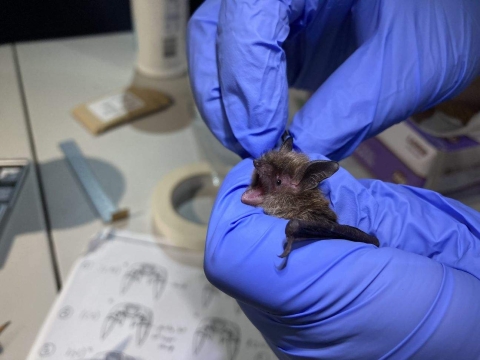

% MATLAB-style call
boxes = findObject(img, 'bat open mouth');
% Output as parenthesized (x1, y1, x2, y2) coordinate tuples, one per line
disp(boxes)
(241, 186, 264, 206)
(241, 171, 265, 206)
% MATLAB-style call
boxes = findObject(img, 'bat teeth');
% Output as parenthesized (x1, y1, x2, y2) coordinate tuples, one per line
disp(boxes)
(193, 330, 208, 354)
(225, 337, 239, 359)
(121, 264, 167, 300)
(102, 318, 117, 339)
(136, 322, 150, 345)
(121, 276, 134, 294)
(102, 303, 153, 347)
(193, 318, 240, 359)
(153, 279, 165, 299)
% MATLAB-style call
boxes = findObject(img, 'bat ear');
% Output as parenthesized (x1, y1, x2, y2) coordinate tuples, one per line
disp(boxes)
(279, 137, 293, 153)
(299, 160, 339, 190)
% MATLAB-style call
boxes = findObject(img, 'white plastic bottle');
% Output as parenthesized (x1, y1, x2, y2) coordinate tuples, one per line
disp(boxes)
(131, 0, 188, 78)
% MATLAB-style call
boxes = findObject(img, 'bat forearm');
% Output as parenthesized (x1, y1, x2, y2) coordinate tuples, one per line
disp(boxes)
(279, 219, 379, 259)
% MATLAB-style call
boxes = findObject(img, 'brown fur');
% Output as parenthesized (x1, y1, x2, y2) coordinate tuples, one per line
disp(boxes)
(241, 137, 379, 262)
(242, 141, 338, 223)
(263, 187, 337, 222)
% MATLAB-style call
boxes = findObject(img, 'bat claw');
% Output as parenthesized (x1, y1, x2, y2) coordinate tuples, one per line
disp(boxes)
(278, 238, 293, 259)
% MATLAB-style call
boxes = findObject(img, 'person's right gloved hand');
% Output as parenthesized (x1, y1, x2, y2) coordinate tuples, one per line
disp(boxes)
(204, 154, 480, 359)
(188, 0, 480, 160)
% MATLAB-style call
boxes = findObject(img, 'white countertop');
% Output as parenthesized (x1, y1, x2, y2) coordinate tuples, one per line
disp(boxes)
(5, 31, 479, 357)
(15, 32, 375, 283)
(0, 45, 57, 360)
(15, 33, 210, 282)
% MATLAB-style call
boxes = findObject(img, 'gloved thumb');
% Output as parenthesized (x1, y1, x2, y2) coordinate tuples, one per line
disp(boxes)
(289, 1, 480, 160)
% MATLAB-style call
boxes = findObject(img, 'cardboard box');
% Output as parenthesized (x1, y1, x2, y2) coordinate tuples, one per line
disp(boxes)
(353, 76, 480, 195)
(353, 114, 480, 195)
(353, 103, 480, 195)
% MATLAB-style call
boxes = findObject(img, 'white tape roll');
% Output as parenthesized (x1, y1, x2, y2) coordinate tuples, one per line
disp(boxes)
(152, 163, 225, 251)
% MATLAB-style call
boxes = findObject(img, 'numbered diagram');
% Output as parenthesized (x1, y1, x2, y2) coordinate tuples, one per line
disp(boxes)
(38, 342, 56, 357)
(88, 351, 140, 360)
(101, 303, 153, 346)
(193, 317, 240, 360)
(57, 305, 74, 320)
(121, 263, 168, 300)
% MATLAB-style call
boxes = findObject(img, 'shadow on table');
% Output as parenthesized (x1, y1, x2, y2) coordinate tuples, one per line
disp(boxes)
(0, 170, 47, 269)
(0, 157, 126, 268)
(39, 157, 126, 229)
(129, 71, 193, 134)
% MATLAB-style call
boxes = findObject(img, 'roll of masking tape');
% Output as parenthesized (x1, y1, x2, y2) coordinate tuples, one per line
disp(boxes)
(152, 162, 227, 251)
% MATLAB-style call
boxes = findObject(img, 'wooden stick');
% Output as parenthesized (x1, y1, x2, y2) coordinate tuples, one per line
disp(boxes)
(0, 321, 11, 336)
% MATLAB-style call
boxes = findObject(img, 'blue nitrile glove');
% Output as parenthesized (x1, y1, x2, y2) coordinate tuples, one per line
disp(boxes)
(205, 156, 480, 359)
(189, 0, 480, 357)
(188, 0, 480, 160)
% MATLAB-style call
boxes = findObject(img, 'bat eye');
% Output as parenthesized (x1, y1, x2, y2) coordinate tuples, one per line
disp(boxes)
(276, 179, 282, 186)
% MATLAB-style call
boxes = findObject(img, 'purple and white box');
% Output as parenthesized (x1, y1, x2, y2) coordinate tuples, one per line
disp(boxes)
(353, 117, 480, 195)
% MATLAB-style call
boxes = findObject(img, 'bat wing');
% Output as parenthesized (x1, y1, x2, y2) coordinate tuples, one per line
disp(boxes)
(280, 218, 379, 259)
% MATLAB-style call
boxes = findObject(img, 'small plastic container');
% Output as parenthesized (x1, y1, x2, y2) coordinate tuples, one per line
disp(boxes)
(131, 0, 188, 78)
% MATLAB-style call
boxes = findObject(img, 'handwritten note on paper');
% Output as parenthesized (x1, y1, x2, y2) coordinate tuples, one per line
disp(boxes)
(27, 230, 275, 360)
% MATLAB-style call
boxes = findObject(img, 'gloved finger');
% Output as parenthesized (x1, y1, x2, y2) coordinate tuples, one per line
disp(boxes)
(187, 0, 249, 158)
(205, 159, 480, 359)
(290, 0, 480, 160)
(205, 158, 381, 309)
(358, 178, 480, 281)
(216, 0, 294, 158)
(237, 248, 480, 359)
(294, 150, 480, 281)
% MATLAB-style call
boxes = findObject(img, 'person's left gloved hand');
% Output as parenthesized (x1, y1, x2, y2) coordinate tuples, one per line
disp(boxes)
(188, 0, 480, 160)
(205, 154, 480, 359)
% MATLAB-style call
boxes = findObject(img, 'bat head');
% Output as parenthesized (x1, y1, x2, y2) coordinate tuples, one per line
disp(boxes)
(241, 137, 339, 208)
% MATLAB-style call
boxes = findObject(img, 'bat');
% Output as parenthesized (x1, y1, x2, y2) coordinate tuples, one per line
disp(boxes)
(241, 136, 379, 262)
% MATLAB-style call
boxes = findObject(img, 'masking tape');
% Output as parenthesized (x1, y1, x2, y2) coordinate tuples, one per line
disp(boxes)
(152, 162, 224, 251)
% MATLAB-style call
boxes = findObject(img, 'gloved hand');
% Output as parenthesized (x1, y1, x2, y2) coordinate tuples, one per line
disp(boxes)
(187, 0, 480, 160)
(205, 156, 480, 359)
(189, 0, 480, 358)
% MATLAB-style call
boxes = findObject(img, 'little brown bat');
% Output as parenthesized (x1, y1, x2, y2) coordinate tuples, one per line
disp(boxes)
(241, 136, 379, 261)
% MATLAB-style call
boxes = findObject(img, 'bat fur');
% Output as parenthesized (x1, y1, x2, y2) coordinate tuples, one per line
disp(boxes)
(241, 136, 379, 262)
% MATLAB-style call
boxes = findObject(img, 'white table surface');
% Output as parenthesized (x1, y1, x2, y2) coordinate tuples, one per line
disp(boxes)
(0, 45, 57, 360)
(7, 31, 480, 358)
(15, 33, 219, 282)
(15, 33, 375, 285)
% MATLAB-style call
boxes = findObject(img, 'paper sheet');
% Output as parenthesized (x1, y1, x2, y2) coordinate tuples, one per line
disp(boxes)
(27, 230, 275, 360)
